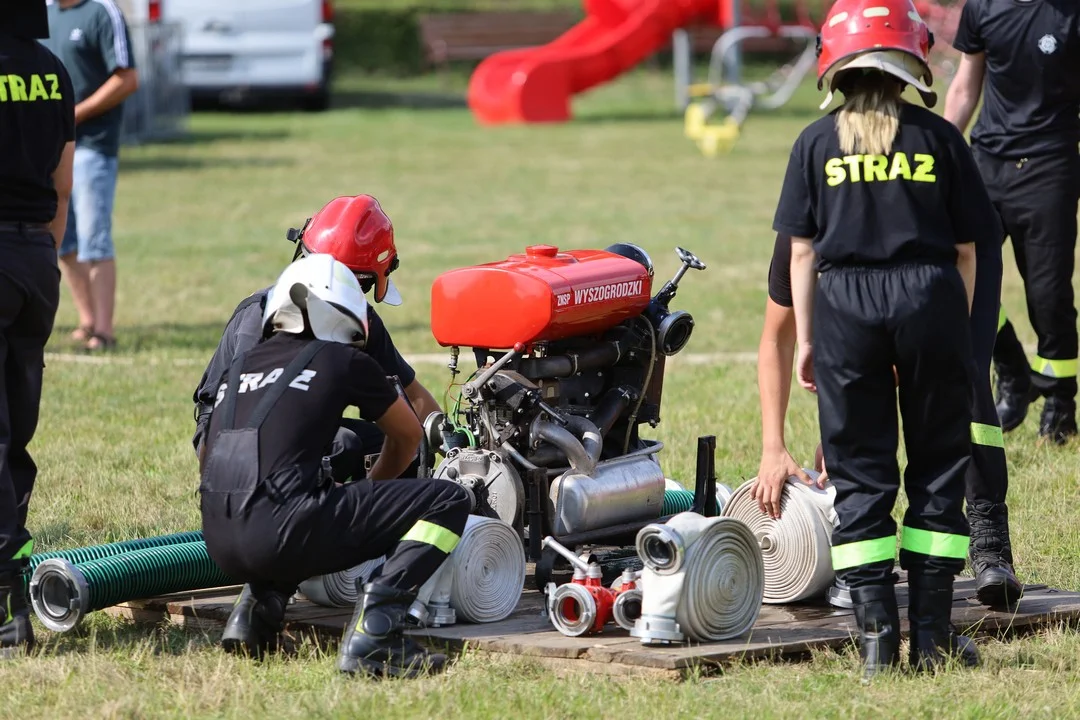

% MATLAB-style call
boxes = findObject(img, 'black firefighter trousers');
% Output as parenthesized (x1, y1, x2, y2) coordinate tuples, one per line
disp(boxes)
(976, 150, 1080, 402)
(202, 470, 471, 607)
(814, 265, 973, 588)
(967, 235, 1007, 506)
(0, 229, 60, 574)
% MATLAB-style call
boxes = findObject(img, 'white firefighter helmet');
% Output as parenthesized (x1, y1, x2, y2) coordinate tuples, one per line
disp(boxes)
(263, 254, 371, 347)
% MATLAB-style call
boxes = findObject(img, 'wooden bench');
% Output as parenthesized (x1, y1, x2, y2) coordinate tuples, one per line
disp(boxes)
(684, 23, 805, 56)
(418, 11, 582, 69)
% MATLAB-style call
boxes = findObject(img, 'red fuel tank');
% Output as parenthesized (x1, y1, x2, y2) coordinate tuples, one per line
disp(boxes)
(431, 245, 653, 349)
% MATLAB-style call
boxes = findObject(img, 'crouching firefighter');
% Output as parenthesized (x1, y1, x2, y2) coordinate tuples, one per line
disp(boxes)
(198, 253, 471, 678)
(192, 194, 442, 482)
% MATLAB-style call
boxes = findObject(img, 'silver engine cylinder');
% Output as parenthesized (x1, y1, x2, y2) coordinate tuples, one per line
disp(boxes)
(549, 454, 666, 536)
(433, 448, 524, 526)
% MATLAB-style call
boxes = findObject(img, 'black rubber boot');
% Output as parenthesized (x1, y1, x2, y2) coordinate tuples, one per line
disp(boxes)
(1037, 396, 1078, 446)
(968, 501, 1024, 610)
(338, 582, 448, 679)
(908, 574, 979, 672)
(994, 368, 1038, 432)
(221, 584, 288, 660)
(993, 325, 1036, 432)
(0, 568, 35, 660)
(850, 585, 901, 681)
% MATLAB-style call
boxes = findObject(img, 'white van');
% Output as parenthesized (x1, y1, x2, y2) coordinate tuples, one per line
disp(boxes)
(117, 0, 335, 110)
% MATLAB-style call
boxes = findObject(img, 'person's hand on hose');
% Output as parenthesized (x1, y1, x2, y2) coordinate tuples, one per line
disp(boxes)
(814, 442, 829, 485)
(797, 343, 816, 393)
(753, 447, 810, 519)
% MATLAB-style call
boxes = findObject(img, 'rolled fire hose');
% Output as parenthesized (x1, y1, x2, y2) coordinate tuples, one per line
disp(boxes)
(297, 557, 386, 608)
(448, 515, 525, 623)
(29, 541, 236, 632)
(721, 472, 838, 604)
(303, 516, 525, 625)
(633, 512, 764, 644)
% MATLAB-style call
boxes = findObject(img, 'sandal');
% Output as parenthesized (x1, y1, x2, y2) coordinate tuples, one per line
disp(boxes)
(70, 324, 94, 343)
(84, 333, 118, 353)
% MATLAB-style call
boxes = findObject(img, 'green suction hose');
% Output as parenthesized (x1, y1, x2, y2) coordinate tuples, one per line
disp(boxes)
(662, 489, 723, 516)
(662, 489, 696, 515)
(29, 541, 236, 632)
(27, 531, 205, 573)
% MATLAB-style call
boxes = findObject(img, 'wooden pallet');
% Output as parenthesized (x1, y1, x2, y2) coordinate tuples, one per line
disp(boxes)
(106, 570, 1080, 679)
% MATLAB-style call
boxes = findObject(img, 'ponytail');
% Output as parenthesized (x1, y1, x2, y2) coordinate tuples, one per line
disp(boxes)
(835, 72, 903, 156)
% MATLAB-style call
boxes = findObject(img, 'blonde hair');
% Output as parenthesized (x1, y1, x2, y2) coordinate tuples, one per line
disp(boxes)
(835, 72, 903, 156)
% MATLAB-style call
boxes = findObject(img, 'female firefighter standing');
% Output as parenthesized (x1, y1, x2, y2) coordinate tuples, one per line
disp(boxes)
(774, 0, 1000, 678)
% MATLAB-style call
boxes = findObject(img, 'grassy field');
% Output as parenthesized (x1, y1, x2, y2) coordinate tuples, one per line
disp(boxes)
(3, 67, 1080, 719)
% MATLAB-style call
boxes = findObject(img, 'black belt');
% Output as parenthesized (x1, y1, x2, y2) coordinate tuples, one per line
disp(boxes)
(0, 221, 50, 234)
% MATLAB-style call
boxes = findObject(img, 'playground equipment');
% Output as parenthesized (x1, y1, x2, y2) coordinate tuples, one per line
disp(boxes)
(679, 0, 830, 157)
(465, 0, 965, 156)
(467, 0, 724, 124)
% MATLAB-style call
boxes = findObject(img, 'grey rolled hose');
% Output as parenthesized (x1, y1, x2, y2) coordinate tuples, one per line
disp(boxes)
(679, 517, 764, 641)
(298, 557, 385, 607)
(449, 515, 525, 623)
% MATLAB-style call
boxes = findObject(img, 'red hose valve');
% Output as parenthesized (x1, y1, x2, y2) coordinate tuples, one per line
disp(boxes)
(543, 537, 640, 637)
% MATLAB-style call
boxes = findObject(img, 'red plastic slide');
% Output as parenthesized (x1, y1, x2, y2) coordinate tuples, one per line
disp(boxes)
(467, 0, 724, 125)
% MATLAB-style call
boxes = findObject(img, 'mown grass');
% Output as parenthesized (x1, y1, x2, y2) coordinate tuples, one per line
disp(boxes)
(4, 66, 1079, 718)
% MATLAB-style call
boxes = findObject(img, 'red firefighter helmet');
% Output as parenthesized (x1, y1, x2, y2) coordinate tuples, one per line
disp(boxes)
(290, 195, 402, 305)
(816, 0, 937, 108)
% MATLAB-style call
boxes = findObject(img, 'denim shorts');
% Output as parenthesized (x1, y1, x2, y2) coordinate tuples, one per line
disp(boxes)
(59, 146, 119, 262)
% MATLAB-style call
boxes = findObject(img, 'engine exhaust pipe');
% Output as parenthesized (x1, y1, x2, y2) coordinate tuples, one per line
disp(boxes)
(530, 416, 602, 476)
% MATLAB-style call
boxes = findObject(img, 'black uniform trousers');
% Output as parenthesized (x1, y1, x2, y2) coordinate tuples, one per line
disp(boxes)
(814, 265, 974, 589)
(0, 228, 60, 573)
(203, 473, 471, 605)
(967, 242, 1008, 506)
(975, 149, 1080, 401)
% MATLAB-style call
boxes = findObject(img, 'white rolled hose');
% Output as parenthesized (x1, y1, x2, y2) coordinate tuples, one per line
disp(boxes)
(632, 512, 764, 644)
(721, 471, 838, 604)
(298, 556, 386, 608)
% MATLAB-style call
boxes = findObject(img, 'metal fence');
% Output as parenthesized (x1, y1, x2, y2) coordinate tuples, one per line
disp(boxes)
(120, 21, 190, 146)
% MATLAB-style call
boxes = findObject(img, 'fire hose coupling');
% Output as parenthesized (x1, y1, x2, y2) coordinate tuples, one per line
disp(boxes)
(638, 524, 686, 575)
(631, 512, 764, 646)
(542, 537, 640, 637)
(28, 559, 91, 633)
(722, 471, 839, 605)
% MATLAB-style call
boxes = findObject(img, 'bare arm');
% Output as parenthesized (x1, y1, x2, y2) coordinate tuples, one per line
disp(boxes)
(75, 69, 138, 125)
(943, 53, 985, 133)
(790, 237, 818, 393)
(758, 298, 798, 455)
(956, 243, 977, 314)
(48, 141, 75, 249)
(369, 396, 423, 481)
(790, 238, 817, 351)
(403, 379, 442, 423)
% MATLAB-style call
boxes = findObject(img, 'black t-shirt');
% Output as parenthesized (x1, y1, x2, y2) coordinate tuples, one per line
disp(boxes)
(203, 334, 399, 479)
(773, 104, 998, 271)
(0, 33, 75, 223)
(191, 287, 417, 448)
(953, 0, 1080, 159)
(767, 232, 794, 308)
